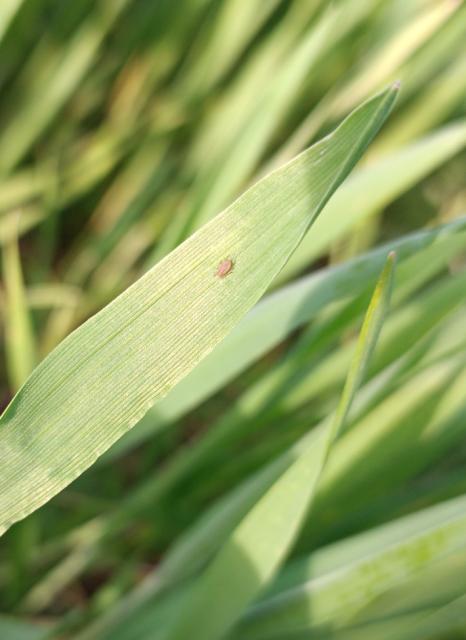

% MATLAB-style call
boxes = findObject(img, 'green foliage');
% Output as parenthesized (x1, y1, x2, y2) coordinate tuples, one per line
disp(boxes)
(0, 1, 465, 639)
(0, 87, 397, 535)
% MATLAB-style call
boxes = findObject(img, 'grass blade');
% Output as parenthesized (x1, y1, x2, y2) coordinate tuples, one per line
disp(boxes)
(0, 86, 398, 535)
(1, 223, 36, 391)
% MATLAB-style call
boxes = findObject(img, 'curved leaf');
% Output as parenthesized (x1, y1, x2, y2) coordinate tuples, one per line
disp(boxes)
(0, 86, 398, 535)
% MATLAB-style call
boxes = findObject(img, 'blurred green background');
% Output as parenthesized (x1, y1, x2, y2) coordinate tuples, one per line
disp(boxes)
(0, 0, 466, 638)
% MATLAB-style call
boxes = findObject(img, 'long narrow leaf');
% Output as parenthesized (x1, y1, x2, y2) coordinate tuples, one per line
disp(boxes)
(0, 86, 398, 535)
(1, 227, 36, 391)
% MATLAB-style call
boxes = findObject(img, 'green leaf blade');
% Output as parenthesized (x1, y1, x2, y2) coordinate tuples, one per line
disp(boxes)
(1, 230, 37, 392)
(0, 86, 397, 535)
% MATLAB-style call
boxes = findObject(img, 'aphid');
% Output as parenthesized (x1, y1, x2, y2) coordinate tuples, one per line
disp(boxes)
(216, 257, 234, 278)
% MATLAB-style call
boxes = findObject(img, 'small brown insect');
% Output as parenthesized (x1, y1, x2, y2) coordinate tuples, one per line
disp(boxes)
(216, 257, 234, 278)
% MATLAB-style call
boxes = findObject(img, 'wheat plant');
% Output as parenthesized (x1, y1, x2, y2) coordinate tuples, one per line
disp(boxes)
(0, 1, 465, 639)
